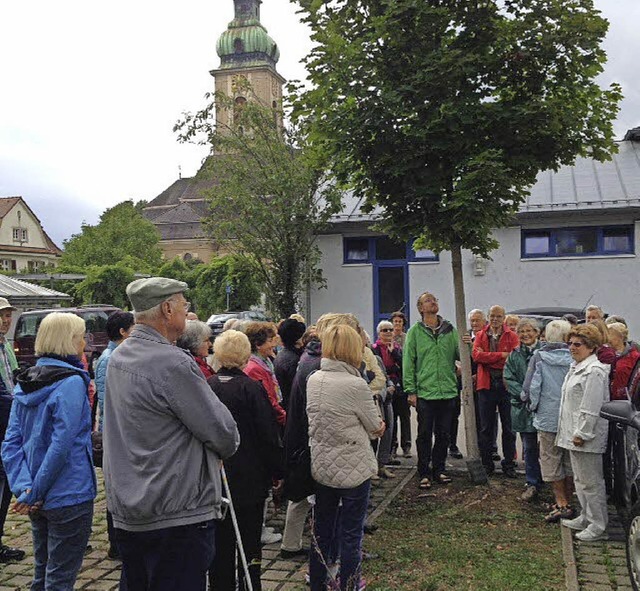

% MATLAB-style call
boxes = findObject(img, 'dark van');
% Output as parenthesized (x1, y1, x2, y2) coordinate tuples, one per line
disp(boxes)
(12, 305, 121, 373)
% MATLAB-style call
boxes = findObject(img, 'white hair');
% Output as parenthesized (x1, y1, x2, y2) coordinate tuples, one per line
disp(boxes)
(468, 309, 485, 320)
(176, 320, 212, 354)
(544, 320, 571, 344)
(134, 303, 163, 324)
(377, 320, 393, 333)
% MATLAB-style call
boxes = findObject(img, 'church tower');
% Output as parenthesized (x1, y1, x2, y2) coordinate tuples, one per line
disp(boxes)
(211, 0, 285, 130)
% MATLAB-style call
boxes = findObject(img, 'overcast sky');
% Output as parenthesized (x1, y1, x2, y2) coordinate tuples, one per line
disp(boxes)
(0, 0, 638, 247)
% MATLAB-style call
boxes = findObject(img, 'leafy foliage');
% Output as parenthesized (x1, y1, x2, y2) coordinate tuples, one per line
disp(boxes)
(191, 255, 263, 319)
(174, 84, 342, 317)
(74, 264, 136, 309)
(294, 0, 622, 257)
(61, 200, 163, 272)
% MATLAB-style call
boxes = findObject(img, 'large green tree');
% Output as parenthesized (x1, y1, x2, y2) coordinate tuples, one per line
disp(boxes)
(294, 0, 622, 479)
(174, 85, 342, 318)
(74, 264, 136, 309)
(62, 200, 163, 272)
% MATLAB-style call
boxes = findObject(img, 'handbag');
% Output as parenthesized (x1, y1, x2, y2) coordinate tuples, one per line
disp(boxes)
(91, 431, 103, 468)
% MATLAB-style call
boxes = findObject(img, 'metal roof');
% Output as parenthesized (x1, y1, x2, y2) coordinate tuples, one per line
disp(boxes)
(0, 274, 70, 300)
(329, 138, 640, 223)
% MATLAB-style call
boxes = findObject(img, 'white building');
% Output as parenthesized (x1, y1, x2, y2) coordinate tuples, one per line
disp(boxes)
(308, 129, 640, 336)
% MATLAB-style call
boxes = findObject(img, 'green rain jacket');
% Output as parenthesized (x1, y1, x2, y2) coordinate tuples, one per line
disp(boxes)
(504, 342, 542, 433)
(402, 318, 459, 401)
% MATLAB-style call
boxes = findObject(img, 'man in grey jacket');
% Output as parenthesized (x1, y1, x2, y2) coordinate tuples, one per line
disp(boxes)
(104, 277, 239, 591)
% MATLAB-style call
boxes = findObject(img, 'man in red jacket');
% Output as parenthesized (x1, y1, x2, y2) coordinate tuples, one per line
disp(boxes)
(472, 305, 519, 476)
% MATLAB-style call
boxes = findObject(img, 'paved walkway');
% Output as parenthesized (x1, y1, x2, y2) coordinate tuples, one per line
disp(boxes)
(564, 506, 634, 591)
(0, 463, 416, 591)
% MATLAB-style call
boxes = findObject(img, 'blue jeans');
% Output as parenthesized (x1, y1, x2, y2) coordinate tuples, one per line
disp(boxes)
(521, 431, 543, 489)
(116, 520, 215, 591)
(30, 500, 94, 591)
(310, 480, 370, 591)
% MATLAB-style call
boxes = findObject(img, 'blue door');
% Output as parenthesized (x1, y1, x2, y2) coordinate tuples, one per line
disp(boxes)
(373, 263, 409, 336)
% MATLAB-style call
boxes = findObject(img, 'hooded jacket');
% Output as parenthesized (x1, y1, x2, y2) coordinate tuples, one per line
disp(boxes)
(1, 357, 96, 510)
(402, 318, 459, 401)
(522, 343, 572, 433)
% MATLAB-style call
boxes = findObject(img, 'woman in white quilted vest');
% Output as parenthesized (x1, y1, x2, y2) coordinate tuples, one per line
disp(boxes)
(307, 324, 385, 591)
(557, 323, 610, 542)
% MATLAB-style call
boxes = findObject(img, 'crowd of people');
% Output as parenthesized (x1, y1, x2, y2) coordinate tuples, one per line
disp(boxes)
(0, 279, 637, 590)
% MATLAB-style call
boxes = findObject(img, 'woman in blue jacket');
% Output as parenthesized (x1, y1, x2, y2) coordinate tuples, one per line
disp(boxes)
(1, 312, 96, 591)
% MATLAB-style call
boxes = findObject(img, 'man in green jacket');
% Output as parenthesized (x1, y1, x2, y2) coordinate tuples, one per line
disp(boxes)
(0, 297, 23, 563)
(403, 292, 459, 489)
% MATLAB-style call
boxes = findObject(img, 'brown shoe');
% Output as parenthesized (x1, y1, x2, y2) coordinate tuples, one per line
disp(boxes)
(379, 467, 397, 479)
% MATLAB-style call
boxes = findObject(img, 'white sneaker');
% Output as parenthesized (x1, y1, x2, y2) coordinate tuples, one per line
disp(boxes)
(263, 526, 275, 534)
(261, 531, 282, 545)
(575, 527, 608, 542)
(561, 515, 588, 531)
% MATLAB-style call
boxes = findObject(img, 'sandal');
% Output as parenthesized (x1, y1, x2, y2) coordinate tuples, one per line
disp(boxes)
(419, 477, 432, 489)
(434, 474, 452, 484)
(544, 505, 575, 524)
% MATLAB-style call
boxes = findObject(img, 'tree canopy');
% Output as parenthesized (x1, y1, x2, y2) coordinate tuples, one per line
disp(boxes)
(174, 84, 342, 318)
(61, 200, 163, 272)
(294, 0, 622, 257)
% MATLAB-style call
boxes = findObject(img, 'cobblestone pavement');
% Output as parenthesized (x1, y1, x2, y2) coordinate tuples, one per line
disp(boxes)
(571, 508, 634, 591)
(0, 462, 416, 591)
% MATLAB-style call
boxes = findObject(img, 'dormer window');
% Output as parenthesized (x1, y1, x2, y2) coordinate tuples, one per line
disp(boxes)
(234, 38, 244, 53)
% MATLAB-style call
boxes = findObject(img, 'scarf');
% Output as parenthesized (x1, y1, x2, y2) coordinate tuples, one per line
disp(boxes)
(251, 353, 282, 403)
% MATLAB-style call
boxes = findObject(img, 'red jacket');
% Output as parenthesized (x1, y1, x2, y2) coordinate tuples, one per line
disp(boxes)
(472, 325, 519, 391)
(244, 357, 287, 427)
(611, 347, 640, 400)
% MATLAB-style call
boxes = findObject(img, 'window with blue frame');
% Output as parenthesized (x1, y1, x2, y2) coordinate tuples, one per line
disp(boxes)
(343, 237, 439, 263)
(521, 225, 634, 258)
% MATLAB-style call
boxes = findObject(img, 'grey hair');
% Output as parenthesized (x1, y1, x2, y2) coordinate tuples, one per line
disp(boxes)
(605, 315, 627, 327)
(223, 318, 240, 331)
(134, 303, 163, 324)
(468, 308, 486, 320)
(134, 295, 181, 324)
(234, 319, 250, 333)
(586, 305, 604, 317)
(176, 320, 212, 354)
(377, 320, 393, 333)
(544, 320, 571, 344)
(516, 318, 539, 333)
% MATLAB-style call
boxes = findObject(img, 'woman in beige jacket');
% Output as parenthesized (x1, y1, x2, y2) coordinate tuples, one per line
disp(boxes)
(307, 324, 384, 591)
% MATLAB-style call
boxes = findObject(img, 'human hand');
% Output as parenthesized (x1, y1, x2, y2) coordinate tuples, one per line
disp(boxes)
(462, 334, 472, 345)
(474, 346, 484, 353)
(408, 394, 417, 408)
(572, 436, 585, 447)
(502, 352, 509, 358)
(373, 422, 386, 438)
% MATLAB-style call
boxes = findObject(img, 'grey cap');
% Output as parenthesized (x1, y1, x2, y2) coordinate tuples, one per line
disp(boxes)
(126, 277, 188, 313)
(0, 297, 17, 312)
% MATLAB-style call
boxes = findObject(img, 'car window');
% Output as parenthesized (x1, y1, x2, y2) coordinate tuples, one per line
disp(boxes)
(15, 314, 48, 339)
(80, 311, 110, 344)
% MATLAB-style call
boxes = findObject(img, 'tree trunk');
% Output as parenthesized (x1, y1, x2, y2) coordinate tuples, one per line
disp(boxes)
(450, 241, 488, 484)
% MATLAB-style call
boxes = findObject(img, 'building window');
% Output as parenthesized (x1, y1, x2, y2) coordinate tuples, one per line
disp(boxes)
(344, 237, 439, 263)
(28, 260, 43, 272)
(522, 225, 634, 258)
(344, 238, 371, 262)
(12, 228, 28, 243)
(1, 259, 17, 272)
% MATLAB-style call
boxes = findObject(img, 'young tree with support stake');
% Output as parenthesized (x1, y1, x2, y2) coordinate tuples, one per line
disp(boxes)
(293, 0, 621, 482)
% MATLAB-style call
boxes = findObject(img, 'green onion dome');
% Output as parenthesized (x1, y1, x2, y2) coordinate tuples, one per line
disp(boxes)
(216, 22, 280, 70)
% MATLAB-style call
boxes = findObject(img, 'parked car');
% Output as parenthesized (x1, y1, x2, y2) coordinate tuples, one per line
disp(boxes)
(206, 310, 269, 338)
(600, 389, 640, 590)
(13, 305, 121, 374)
(508, 307, 587, 328)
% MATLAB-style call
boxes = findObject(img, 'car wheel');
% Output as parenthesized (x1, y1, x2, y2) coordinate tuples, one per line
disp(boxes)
(627, 502, 640, 591)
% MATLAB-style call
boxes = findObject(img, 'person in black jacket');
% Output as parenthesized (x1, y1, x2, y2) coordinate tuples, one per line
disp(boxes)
(274, 319, 306, 410)
(208, 330, 284, 591)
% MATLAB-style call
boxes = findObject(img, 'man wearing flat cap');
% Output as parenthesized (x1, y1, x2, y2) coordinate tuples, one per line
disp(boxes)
(104, 278, 239, 591)
(0, 297, 24, 564)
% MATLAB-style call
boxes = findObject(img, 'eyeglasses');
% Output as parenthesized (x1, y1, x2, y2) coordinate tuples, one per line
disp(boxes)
(568, 341, 584, 348)
(380, 328, 393, 333)
(168, 299, 191, 312)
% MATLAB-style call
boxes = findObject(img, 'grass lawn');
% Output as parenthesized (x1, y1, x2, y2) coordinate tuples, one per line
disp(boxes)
(363, 473, 565, 591)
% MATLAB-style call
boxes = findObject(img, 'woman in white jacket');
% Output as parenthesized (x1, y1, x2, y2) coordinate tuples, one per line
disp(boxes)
(307, 324, 385, 591)
(557, 323, 610, 542)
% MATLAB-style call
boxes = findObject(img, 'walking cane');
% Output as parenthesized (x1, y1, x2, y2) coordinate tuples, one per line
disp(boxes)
(221, 464, 254, 591)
